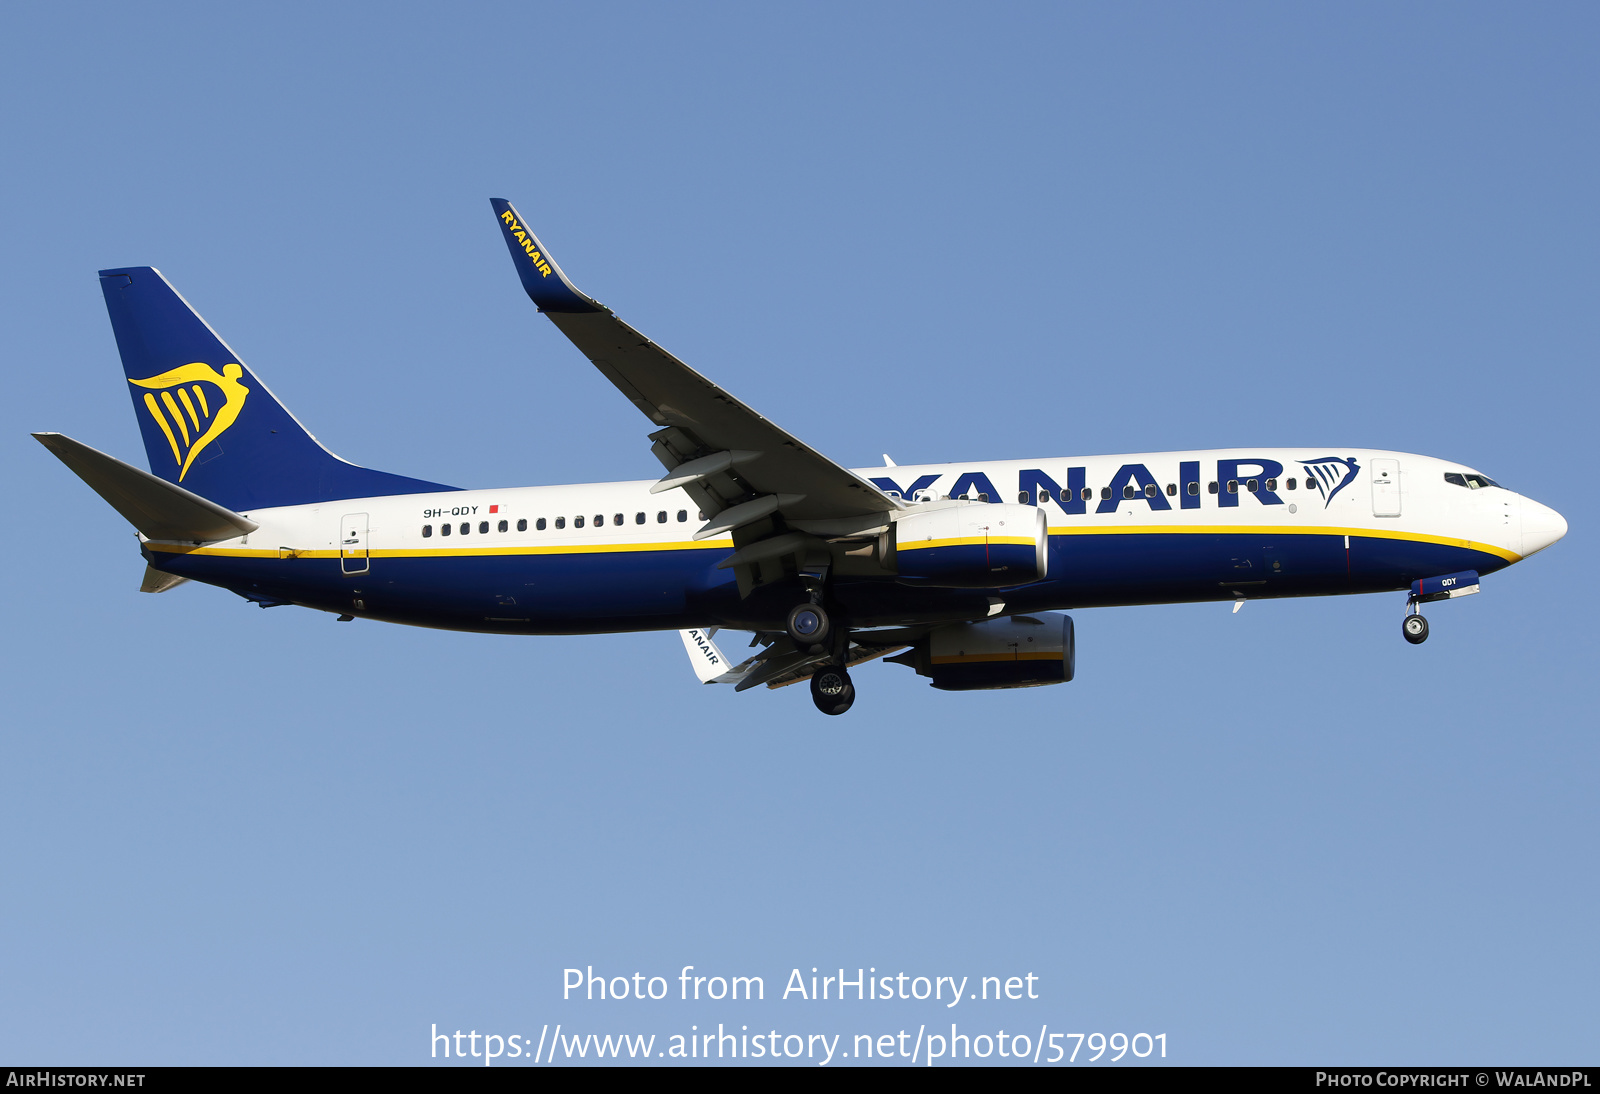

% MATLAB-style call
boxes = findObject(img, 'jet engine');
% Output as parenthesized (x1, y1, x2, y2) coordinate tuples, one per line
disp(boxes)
(887, 613, 1075, 691)
(890, 503, 1047, 588)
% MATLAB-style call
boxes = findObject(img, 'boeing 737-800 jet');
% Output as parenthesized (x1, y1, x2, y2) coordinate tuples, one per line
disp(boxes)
(35, 199, 1568, 714)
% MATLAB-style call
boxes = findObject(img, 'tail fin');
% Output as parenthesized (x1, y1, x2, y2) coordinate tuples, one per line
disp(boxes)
(99, 267, 457, 512)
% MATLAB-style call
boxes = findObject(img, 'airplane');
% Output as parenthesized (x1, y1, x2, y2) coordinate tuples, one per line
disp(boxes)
(35, 199, 1569, 715)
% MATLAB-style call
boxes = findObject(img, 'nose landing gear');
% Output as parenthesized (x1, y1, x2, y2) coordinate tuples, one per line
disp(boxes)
(1400, 570, 1481, 645)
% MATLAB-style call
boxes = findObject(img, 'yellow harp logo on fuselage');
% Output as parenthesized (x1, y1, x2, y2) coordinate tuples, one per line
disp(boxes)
(129, 362, 250, 481)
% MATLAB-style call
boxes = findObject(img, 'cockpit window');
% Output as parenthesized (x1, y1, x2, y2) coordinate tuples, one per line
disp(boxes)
(1445, 472, 1502, 489)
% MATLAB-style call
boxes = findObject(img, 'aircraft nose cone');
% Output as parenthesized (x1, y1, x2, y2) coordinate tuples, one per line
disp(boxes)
(1520, 497, 1568, 557)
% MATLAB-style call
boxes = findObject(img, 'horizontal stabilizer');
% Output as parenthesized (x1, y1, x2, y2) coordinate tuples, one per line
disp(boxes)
(34, 432, 259, 542)
(140, 565, 189, 593)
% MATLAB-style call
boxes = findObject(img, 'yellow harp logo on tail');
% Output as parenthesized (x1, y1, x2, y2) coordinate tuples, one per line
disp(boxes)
(129, 362, 250, 481)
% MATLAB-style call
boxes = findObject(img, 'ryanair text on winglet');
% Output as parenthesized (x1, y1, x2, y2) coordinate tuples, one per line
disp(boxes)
(500, 211, 554, 277)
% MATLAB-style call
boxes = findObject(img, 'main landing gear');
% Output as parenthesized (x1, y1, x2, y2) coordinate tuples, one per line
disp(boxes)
(785, 601, 855, 714)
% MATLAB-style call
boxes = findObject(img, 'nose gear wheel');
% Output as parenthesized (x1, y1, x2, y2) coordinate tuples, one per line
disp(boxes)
(1402, 614, 1429, 644)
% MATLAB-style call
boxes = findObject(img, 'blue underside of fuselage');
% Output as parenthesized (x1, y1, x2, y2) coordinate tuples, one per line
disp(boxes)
(146, 532, 1512, 634)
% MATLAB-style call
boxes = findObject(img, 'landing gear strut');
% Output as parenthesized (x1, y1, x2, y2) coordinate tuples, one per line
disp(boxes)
(810, 663, 854, 715)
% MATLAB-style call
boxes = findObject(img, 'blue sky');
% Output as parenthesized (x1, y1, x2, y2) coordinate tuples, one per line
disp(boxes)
(1, 1, 1594, 1066)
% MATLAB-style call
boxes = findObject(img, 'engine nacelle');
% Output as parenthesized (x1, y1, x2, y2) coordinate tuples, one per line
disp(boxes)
(888, 613, 1075, 691)
(890, 503, 1047, 588)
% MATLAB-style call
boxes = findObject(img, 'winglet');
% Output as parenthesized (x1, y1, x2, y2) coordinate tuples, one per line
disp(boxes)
(489, 199, 606, 313)
(679, 627, 734, 684)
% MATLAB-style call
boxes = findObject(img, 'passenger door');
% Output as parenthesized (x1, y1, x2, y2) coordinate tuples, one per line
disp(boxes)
(1370, 460, 1401, 518)
(340, 513, 370, 575)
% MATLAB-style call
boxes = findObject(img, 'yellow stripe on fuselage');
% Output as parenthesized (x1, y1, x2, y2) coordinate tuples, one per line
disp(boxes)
(142, 524, 1518, 565)
(145, 538, 737, 559)
(898, 535, 1038, 552)
(1046, 523, 1522, 563)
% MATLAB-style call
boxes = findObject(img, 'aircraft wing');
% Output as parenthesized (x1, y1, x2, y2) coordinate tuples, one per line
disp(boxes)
(490, 200, 899, 574)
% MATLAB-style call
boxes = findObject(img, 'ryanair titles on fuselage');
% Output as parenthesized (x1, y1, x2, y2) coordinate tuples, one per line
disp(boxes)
(870, 456, 1361, 513)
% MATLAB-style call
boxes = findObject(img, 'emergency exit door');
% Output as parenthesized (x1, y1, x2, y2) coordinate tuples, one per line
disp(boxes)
(340, 513, 369, 574)
(1370, 460, 1401, 517)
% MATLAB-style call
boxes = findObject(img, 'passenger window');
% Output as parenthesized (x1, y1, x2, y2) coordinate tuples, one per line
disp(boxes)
(1059, 489, 1071, 503)
(441, 523, 452, 536)
(657, 511, 667, 523)
(575, 516, 585, 528)
(979, 492, 990, 503)
(1100, 487, 1112, 500)
(1208, 481, 1219, 494)
(1166, 483, 1176, 496)
(519, 519, 529, 531)
(1246, 479, 1258, 493)
(1018, 491, 1029, 503)
(698, 510, 706, 520)
(594, 514, 603, 527)
(555, 517, 565, 529)
(1144, 484, 1157, 497)
(1188, 482, 1199, 495)
(422, 524, 432, 538)
(1264, 478, 1277, 491)
(1227, 480, 1238, 494)
(677, 510, 687, 522)
(1286, 478, 1297, 490)
(1080, 487, 1093, 501)
(479, 521, 490, 533)
(614, 513, 623, 526)
(460, 522, 470, 534)
(498, 520, 508, 532)
(635, 512, 645, 524)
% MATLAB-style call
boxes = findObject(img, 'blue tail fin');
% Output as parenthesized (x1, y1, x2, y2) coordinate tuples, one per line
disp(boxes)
(99, 267, 458, 512)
